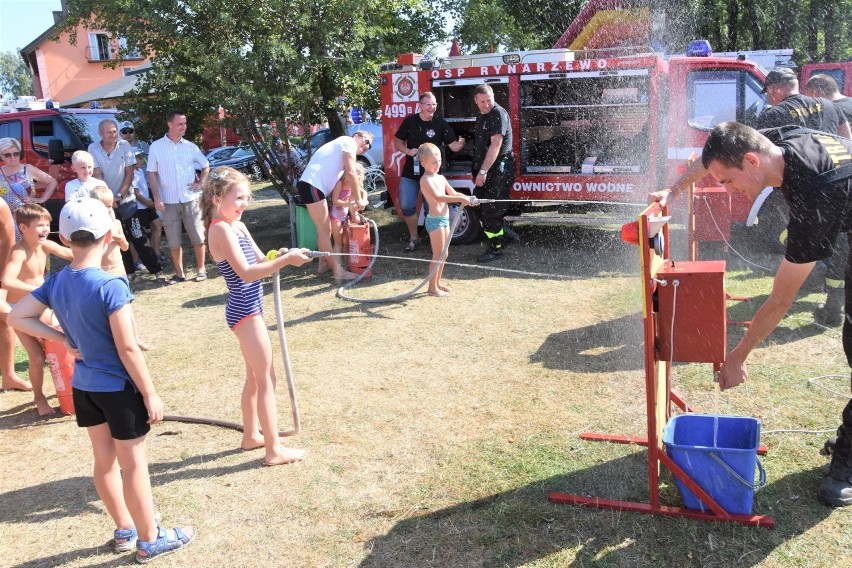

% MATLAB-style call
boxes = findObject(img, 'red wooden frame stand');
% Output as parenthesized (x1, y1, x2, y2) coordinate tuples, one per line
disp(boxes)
(548, 203, 774, 528)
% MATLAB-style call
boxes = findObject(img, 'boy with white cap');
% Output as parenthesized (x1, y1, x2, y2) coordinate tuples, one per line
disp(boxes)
(7, 197, 194, 562)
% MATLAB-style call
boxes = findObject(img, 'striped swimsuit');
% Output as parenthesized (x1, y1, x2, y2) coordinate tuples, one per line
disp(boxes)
(212, 219, 264, 330)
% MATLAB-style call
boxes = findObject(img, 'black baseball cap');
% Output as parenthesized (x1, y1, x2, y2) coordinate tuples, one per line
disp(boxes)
(762, 67, 797, 92)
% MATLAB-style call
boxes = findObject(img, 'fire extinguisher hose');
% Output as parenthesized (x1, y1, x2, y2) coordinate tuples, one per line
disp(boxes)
(336, 211, 462, 303)
(163, 266, 300, 437)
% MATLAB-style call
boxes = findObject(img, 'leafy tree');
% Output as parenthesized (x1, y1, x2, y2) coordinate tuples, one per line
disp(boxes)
(57, 0, 448, 197)
(451, 0, 852, 63)
(0, 51, 33, 99)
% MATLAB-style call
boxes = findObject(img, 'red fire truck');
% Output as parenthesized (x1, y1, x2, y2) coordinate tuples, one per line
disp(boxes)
(378, 43, 776, 246)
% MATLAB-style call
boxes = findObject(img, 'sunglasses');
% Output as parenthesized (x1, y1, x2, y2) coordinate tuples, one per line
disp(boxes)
(358, 134, 372, 150)
(2, 152, 20, 158)
(120, 129, 134, 134)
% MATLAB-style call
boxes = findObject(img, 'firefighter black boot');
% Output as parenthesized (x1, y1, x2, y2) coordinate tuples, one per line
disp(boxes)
(478, 243, 503, 262)
(814, 286, 844, 327)
(478, 231, 503, 263)
(818, 409, 852, 507)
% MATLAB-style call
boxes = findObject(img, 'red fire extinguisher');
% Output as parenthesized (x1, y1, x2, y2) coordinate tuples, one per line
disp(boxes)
(44, 337, 75, 415)
(347, 219, 373, 277)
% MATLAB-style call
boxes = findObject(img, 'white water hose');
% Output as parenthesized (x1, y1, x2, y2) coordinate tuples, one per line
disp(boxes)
(336, 206, 465, 303)
(163, 259, 313, 437)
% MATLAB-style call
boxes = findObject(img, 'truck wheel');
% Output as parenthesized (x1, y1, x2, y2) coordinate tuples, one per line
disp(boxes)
(754, 189, 788, 253)
(451, 206, 481, 245)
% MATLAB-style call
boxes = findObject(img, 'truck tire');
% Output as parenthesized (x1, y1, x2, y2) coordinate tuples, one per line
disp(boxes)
(451, 206, 481, 245)
(754, 189, 788, 253)
(248, 163, 263, 182)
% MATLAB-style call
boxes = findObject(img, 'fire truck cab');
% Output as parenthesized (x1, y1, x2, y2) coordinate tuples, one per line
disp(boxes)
(379, 47, 770, 245)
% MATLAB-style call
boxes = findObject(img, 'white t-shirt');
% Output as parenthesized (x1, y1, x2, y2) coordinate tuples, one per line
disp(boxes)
(299, 136, 357, 196)
(132, 169, 151, 209)
(87, 140, 135, 196)
(64, 177, 103, 201)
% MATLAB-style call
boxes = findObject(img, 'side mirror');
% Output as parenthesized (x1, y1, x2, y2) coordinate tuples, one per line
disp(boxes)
(48, 139, 66, 164)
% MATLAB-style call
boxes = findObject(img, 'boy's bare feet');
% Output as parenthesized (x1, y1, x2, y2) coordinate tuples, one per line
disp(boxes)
(333, 270, 358, 281)
(438, 283, 451, 292)
(2, 375, 32, 391)
(35, 398, 56, 416)
(263, 446, 307, 466)
(317, 258, 331, 275)
(428, 288, 449, 297)
(241, 433, 265, 451)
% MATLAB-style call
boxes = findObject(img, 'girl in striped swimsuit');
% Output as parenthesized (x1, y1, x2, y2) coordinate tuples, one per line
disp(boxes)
(203, 167, 313, 466)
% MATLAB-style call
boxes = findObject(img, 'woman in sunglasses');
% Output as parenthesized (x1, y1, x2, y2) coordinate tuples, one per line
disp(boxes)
(0, 138, 57, 240)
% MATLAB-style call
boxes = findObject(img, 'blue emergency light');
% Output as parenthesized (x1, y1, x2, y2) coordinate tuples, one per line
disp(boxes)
(686, 40, 713, 57)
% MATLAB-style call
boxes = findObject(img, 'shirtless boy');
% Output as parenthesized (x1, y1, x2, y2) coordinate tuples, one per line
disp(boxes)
(418, 143, 476, 296)
(0, 204, 72, 414)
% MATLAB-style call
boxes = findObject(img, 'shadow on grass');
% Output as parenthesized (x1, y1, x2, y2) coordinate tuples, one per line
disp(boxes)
(0, 393, 73, 430)
(531, 313, 644, 373)
(360, 453, 835, 567)
(10, 546, 135, 568)
(0, 448, 258, 527)
(531, 291, 835, 376)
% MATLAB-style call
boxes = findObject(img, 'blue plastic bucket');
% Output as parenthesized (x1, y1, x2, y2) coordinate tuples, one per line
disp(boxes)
(662, 414, 765, 515)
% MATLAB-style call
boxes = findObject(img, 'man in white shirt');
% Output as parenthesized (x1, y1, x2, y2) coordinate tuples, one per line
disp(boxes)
(88, 119, 135, 204)
(296, 130, 372, 280)
(146, 112, 210, 282)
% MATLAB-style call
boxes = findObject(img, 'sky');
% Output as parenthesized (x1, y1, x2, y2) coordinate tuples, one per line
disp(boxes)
(0, 0, 60, 53)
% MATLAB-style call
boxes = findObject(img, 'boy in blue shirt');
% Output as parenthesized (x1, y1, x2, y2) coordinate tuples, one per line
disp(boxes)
(8, 197, 194, 563)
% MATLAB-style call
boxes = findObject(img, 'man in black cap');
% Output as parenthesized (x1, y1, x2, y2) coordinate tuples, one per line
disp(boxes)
(757, 67, 851, 136)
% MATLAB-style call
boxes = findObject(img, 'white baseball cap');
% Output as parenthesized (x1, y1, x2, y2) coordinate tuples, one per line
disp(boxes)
(59, 197, 112, 242)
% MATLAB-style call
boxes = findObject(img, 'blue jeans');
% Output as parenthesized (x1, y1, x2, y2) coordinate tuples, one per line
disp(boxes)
(398, 176, 427, 217)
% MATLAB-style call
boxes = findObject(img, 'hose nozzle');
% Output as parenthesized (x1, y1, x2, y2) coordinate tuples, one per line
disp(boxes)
(268, 249, 330, 260)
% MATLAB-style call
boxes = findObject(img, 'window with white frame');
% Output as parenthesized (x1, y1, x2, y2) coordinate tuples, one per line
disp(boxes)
(88, 33, 111, 61)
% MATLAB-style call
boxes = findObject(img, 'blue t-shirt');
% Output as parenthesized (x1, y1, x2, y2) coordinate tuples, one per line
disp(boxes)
(32, 267, 134, 392)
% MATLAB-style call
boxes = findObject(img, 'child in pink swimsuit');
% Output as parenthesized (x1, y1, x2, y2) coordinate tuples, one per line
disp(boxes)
(327, 163, 367, 272)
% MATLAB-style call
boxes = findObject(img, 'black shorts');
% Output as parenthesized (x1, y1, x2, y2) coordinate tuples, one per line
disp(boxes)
(73, 382, 151, 440)
(134, 208, 160, 229)
(296, 181, 326, 205)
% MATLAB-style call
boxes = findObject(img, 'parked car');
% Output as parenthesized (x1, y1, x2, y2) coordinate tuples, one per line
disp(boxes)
(208, 145, 265, 182)
(0, 105, 123, 229)
(205, 145, 240, 163)
(298, 123, 383, 168)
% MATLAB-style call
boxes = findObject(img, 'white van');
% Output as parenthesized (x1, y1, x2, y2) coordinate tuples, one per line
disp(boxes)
(300, 122, 383, 168)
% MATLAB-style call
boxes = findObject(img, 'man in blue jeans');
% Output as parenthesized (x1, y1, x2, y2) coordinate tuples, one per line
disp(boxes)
(393, 92, 466, 252)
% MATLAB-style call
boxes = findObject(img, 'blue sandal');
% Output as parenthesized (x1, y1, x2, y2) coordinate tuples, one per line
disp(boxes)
(135, 526, 195, 564)
(114, 527, 137, 553)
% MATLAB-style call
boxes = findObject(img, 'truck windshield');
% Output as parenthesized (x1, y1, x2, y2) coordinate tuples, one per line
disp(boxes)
(59, 112, 119, 146)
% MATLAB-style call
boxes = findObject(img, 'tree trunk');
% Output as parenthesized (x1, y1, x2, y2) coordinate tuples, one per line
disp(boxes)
(778, 1, 797, 49)
(725, 0, 739, 51)
(807, 0, 820, 61)
(744, 0, 762, 49)
(824, 1, 839, 61)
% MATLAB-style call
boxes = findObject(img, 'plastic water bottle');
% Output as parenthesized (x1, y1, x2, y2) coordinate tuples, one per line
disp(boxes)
(413, 152, 420, 175)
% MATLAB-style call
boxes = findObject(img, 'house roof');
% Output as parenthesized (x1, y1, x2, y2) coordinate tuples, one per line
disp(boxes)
(20, 0, 68, 55)
(61, 62, 152, 106)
